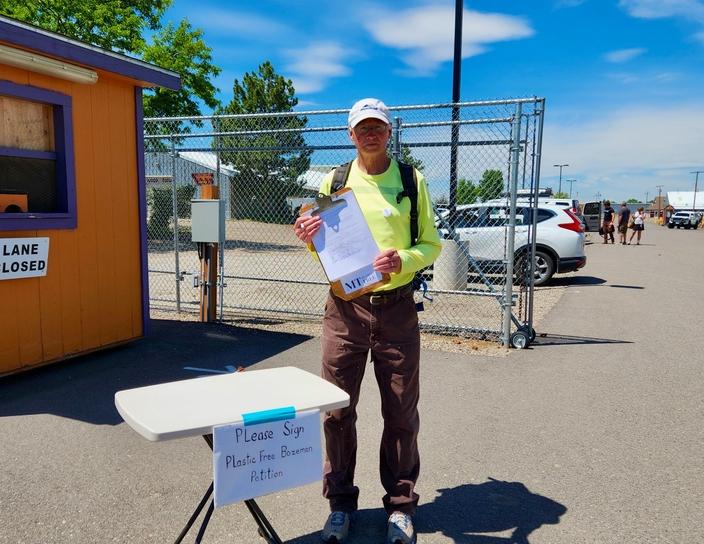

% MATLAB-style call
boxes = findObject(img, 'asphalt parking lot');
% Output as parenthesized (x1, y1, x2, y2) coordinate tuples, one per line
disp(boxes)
(1, 223, 702, 543)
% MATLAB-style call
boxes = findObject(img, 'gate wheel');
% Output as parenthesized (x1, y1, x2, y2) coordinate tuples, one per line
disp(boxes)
(510, 330, 530, 349)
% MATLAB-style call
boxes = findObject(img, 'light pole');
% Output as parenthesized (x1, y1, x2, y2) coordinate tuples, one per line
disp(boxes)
(691, 170, 703, 212)
(448, 0, 463, 227)
(565, 178, 577, 198)
(655, 184, 663, 222)
(553, 164, 569, 194)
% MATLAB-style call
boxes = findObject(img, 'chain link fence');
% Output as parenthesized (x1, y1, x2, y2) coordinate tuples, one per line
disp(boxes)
(144, 98, 545, 344)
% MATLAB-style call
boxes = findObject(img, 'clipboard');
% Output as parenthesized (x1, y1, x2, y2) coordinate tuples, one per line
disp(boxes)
(300, 188, 390, 300)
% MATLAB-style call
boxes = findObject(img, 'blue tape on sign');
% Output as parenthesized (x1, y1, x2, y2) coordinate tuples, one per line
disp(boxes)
(242, 406, 296, 426)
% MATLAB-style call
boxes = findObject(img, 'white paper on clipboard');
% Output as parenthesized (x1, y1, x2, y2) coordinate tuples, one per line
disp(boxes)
(307, 190, 379, 281)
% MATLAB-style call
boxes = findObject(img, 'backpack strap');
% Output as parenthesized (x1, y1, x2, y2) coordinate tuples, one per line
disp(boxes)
(397, 162, 418, 246)
(330, 161, 352, 193)
(331, 160, 418, 246)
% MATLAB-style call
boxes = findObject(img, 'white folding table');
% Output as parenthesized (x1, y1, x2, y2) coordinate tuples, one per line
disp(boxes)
(115, 366, 349, 543)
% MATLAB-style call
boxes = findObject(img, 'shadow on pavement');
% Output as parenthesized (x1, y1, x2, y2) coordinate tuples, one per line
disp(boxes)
(0, 319, 312, 426)
(609, 284, 644, 289)
(546, 275, 606, 286)
(287, 478, 566, 544)
(532, 333, 632, 347)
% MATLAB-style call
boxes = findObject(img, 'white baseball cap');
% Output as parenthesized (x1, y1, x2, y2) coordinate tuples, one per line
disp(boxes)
(348, 98, 391, 128)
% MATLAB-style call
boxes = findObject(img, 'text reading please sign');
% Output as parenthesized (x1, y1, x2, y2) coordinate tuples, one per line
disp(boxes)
(0, 238, 49, 280)
(212, 408, 322, 508)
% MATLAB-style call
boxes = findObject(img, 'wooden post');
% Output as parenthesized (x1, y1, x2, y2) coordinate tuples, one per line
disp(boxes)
(193, 173, 219, 322)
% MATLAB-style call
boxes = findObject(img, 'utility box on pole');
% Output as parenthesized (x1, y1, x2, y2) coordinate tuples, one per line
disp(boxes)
(191, 197, 223, 322)
(191, 199, 223, 243)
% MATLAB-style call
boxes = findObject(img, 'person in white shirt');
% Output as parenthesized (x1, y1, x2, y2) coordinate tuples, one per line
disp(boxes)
(628, 207, 645, 245)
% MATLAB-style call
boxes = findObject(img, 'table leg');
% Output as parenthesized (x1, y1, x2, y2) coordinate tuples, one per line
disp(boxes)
(245, 499, 284, 544)
(174, 482, 213, 544)
(195, 500, 215, 543)
(172, 434, 283, 543)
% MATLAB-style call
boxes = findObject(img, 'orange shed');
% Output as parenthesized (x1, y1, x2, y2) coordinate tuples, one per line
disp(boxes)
(0, 16, 180, 375)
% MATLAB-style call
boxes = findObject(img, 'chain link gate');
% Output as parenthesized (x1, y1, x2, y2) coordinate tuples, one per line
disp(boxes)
(144, 98, 545, 345)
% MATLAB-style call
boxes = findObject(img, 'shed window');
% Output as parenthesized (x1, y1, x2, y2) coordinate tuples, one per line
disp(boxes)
(0, 81, 76, 230)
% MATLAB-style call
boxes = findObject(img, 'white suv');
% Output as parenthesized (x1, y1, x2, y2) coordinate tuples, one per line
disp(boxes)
(439, 202, 586, 286)
(668, 211, 701, 229)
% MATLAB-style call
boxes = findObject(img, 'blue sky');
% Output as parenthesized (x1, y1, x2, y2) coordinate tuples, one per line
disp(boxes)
(163, 0, 704, 203)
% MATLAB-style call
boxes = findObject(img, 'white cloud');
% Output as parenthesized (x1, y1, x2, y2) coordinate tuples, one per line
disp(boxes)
(654, 71, 680, 81)
(619, 0, 704, 23)
(556, 0, 588, 7)
(605, 72, 640, 83)
(542, 105, 704, 200)
(188, 9, 293, 38)
(604, 47, 647, 62)
(283, 42, 354, 94)
(363, 6, 534, 76)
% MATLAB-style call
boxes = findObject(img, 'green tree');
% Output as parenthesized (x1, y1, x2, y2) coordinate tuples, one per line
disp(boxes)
(141, 20, 220, 118)
(399, 145, 424, 172)
(627, 198, 639, 203)
(0, 0, 168, 53)
(553, 191, 569, 198)
(457, 179, 479, 205)
(1, 1, 220, 120)
(146, 184, 195, 240)
(218, 61, 311, 223)
(478, 169, 504, 201)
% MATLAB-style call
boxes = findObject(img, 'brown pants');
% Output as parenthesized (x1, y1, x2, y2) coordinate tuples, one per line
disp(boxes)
(321, 286, 420, 515)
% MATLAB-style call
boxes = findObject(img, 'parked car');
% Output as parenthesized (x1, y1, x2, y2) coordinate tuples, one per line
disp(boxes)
(438, 202, 586, 286)
(581, 201, 602, 232)
(519, 196, 586, 232)
(668, 211, 701, 229)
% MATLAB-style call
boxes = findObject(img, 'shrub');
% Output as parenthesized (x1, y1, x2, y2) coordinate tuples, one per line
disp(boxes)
(147, 184, 196, 239)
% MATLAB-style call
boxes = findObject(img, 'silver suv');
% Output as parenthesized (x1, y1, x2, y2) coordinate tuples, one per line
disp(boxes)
(668, 211, 701, 229)
(439, 202, 587, 286)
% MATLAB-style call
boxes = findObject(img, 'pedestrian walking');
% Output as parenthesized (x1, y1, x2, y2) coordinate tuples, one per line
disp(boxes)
(293, 98, 442, 544)
(601, 200, 616, 244)
(628, 207, 645, 245)
(617, 202, 631, 245)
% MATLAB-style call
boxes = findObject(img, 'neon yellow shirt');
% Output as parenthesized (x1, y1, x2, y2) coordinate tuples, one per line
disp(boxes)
(318, 158, 442, 291)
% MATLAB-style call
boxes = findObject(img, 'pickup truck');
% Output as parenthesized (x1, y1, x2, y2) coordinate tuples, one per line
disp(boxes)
(667, 211, 701, 229)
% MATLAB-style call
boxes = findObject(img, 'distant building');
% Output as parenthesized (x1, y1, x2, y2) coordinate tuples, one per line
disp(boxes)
(285, 165, 336, 215)
(667, 191, 704, 211)
(145, 151, 234, 218)
(297, 164, 336, 193)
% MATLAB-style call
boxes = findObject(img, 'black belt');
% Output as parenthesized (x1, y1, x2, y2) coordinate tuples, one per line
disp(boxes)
(365, 283, 414, 306)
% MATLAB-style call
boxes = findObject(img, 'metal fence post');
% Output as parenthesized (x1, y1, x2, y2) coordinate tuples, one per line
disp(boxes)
(526, 99, 546, 334)
(392, 116, 401, 160)
(171, 136, 181, 313)
(502, 102, 522, 347)
(215, 117, 225, 322)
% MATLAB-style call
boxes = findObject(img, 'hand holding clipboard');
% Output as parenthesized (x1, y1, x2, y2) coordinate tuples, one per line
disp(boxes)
(294, 188, 393, 300)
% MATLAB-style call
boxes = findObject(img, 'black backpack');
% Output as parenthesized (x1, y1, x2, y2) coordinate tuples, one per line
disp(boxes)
(329, 161, 419, 246)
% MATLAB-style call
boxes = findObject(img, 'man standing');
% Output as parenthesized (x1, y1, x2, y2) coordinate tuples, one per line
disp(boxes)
(602, 200, 616, 244)
(293, 98, 441, 544)
(617, 202, 631, 245)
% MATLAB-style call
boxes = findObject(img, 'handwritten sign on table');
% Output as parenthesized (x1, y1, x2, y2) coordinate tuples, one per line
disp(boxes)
(212, 408, 322, 508)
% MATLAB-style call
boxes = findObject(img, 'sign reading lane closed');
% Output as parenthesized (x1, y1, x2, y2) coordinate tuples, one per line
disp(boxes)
(0, 238, 49, 280)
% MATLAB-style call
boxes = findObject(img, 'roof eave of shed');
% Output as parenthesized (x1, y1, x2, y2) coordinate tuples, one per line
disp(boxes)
(0, 15, 180, 90)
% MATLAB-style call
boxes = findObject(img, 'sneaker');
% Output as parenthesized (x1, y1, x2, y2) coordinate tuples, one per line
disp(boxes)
(321, 511, 350, 543)
(387, 511, 415, 544)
